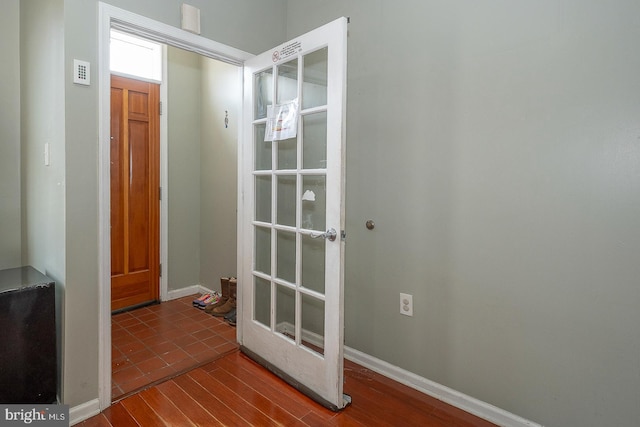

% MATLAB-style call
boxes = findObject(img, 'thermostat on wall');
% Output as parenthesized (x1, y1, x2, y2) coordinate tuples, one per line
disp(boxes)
(73, 59, 90, 86)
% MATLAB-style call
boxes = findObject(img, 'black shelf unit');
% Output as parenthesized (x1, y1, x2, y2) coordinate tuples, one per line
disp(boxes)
(0, 266, 57, 403)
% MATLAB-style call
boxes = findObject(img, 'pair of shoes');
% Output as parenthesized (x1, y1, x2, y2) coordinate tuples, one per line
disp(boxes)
(198, 292, 221, 309)
(225, 308, 236, 326)
(212, 298, 236, 317)
(192, 293, 211, 307)
(204, 295, 228, 313)
(228, 278, 237, 301)
(220, 277, 231, 296)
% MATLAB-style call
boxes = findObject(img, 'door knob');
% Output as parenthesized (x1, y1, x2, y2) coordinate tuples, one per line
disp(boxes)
(310, 228, 337, 242)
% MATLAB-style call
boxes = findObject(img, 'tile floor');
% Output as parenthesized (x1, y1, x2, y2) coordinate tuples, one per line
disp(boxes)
(111, 294, 238, 400)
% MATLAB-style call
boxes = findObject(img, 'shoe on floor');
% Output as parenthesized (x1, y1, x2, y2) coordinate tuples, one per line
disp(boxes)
(197, 293, 220, 309)
(192, 293, 211, 307)
(205, 296, 228, 313)
(224, 307, 236, 321)
(212, 298, 236, 317)
(225, 308, 237, 326)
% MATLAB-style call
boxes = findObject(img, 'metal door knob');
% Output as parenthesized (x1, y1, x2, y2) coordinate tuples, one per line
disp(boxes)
(310, 228, 337, 242)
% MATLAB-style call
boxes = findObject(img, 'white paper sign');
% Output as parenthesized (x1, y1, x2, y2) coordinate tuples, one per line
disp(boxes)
(265, 99, 299, 141)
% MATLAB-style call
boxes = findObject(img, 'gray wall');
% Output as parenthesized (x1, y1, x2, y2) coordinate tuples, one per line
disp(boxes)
(166, 48, 239, 292)
(286, 1, 640, 426)
(61, 0, 285, 406)
(167, 46, 202, 290)
(0, 0, 22, 269)
(20, 0, 66, 400)
(199, 58, 240, 290)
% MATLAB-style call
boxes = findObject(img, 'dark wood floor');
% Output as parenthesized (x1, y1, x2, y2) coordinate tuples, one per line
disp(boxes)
(82, 350, 496, 426)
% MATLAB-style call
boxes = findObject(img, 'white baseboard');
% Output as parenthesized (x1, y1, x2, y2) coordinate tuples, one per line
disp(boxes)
(344, 347, 542, 427)
(166, 284, 214, 301)
(276, 321, 540, 427)
(69, 398, 100, 426)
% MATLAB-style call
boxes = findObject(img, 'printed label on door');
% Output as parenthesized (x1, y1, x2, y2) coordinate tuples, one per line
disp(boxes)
(273, 41, 302, 63)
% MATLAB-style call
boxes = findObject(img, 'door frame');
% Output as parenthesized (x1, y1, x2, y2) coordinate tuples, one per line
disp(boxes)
(97, 2, 252, 410)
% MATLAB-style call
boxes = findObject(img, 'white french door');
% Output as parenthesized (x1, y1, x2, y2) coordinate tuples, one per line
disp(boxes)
(239, 17, 348, 410)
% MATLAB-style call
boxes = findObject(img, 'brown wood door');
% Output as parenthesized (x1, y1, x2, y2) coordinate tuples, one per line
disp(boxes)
(110, 75, 160, 312)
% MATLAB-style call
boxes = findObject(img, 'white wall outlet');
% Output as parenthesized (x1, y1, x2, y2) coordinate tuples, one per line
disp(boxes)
(400, 293, 413, 316)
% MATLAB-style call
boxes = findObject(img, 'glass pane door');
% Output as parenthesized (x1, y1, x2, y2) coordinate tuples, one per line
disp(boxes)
(252, 47, 329, 354)
(240, 17, 348, 410)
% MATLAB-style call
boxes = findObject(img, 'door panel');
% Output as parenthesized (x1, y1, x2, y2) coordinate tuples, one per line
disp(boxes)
(128, 120, 151, 272)
(111, 75, 160, 312)
(110, 87, 125, 277)
(240, 17, 348, 410)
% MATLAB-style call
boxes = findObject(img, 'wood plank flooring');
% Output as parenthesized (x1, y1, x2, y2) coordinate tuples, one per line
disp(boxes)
(82, 350, 496, 426)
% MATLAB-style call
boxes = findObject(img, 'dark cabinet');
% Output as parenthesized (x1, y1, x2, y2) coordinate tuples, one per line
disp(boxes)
(0, 266, 57, 403)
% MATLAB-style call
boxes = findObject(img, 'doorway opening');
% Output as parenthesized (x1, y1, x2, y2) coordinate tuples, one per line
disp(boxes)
(109, 30, 241, 400)
(99, 3, 251, 408)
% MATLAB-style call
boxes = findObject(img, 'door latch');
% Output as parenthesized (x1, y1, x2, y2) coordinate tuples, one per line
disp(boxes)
(310, 228, 337, 242)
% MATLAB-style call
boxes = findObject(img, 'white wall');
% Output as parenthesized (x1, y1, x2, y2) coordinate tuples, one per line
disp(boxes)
(285, 1, 640, 426)
(0, 0, 22, 269)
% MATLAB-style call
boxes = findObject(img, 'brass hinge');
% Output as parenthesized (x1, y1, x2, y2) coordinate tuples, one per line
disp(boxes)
(159, 101, 163, 115)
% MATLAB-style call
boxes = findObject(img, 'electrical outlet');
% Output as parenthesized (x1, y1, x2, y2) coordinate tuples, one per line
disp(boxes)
(400, 293, 413, 316)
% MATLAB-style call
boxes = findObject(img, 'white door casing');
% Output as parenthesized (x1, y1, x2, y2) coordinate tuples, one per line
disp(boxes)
(239, 17, 348, 410)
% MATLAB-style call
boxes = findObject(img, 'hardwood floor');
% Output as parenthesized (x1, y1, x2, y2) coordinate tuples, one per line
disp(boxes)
(83, 350, 496, 426)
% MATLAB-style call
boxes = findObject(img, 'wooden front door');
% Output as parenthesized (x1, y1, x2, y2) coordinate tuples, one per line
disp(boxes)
(110, 75, 160, 312)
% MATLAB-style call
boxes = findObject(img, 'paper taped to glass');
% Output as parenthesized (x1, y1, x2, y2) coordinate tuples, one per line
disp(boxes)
(265, 99, 299, 141)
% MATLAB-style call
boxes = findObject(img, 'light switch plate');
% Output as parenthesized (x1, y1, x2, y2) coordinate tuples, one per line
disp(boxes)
(44, 143, 50, 166)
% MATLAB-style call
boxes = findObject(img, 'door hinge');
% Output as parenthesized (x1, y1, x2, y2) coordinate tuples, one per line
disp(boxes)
(159, 101, 163, 115)
(159, 264, 162, 277)
(159, 187, 162, 201)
